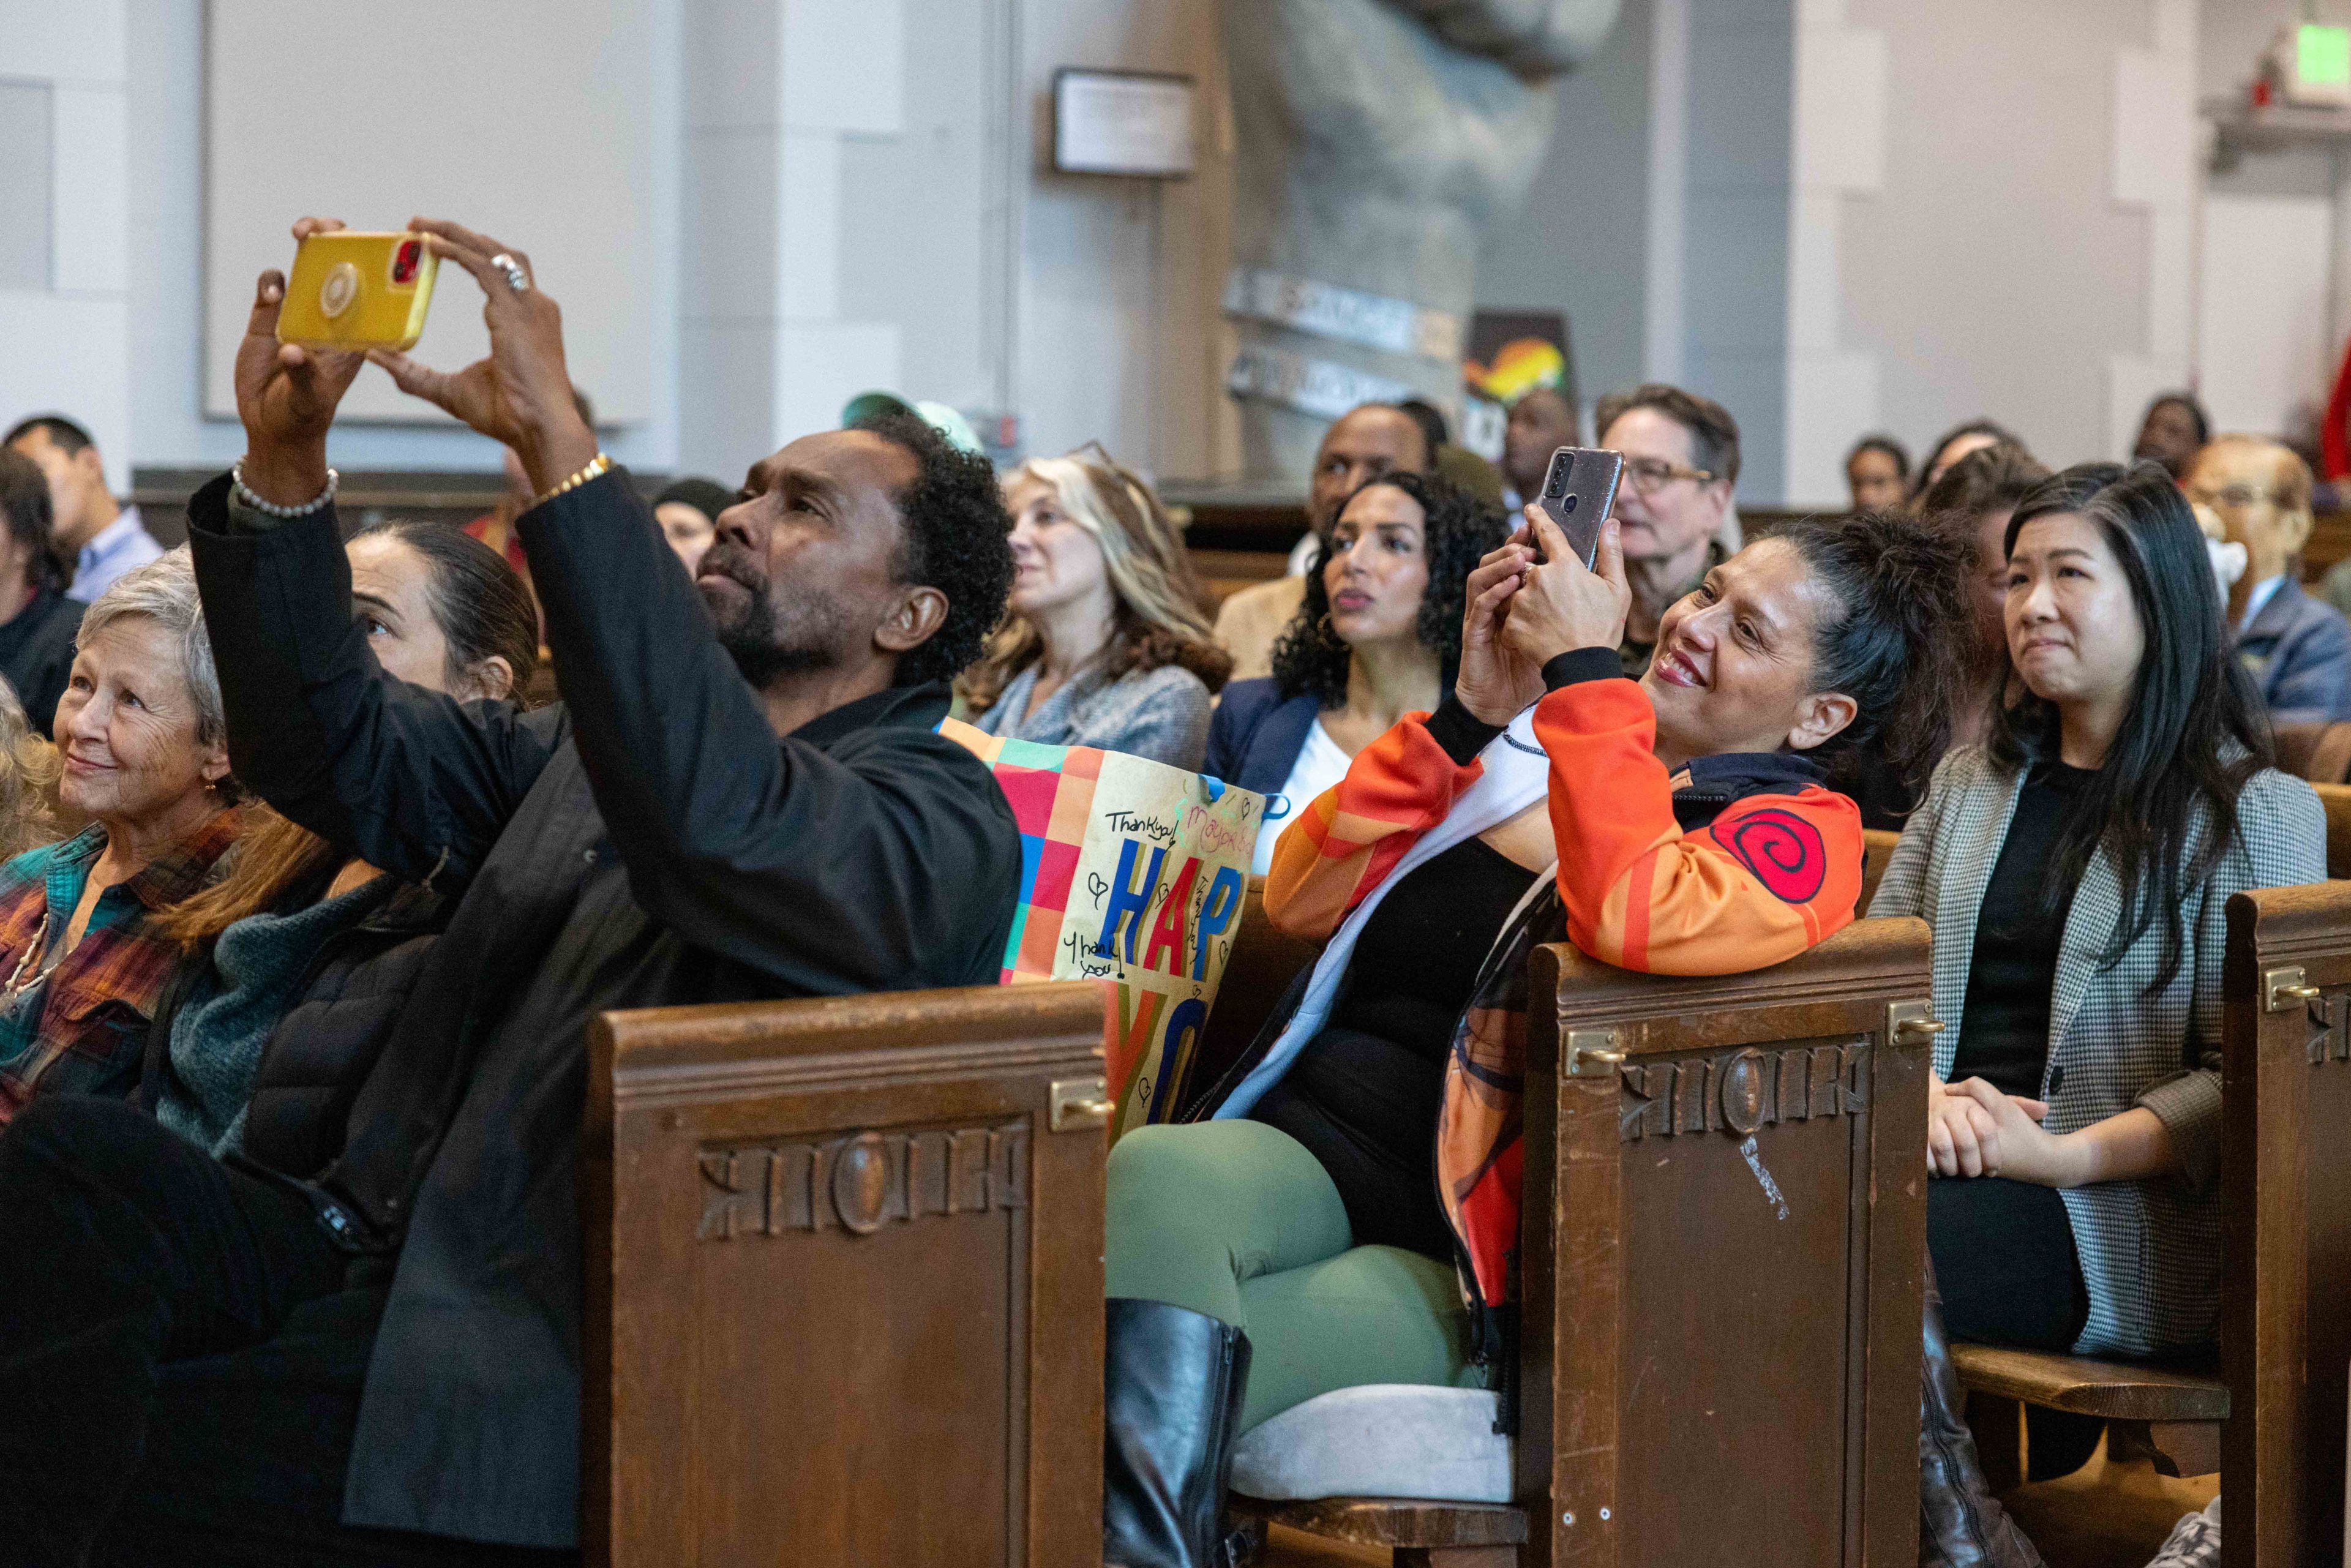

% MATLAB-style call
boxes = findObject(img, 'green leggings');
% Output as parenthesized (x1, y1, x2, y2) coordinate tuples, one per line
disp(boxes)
(1105, 1120, 1480, 1434)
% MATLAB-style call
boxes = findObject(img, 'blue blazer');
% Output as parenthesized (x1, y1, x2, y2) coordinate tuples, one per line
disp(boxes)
(1202, 677, 1321, 796)
(2238, 579, 2351, 726)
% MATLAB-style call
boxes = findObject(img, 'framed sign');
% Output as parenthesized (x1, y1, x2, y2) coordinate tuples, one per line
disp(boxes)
(1052, 69, 1195, 179)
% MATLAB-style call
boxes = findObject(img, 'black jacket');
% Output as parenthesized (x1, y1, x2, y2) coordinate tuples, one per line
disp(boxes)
(0, 587, 83, 736)
(1201, 675, 1319, 793)
(186, 468, 1021, 1547)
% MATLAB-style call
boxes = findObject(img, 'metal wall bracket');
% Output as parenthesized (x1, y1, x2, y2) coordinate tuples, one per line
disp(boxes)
(1565, 1027, 1625, 1078)
(2265, 966, 2322, 1013)
(1887, 999, 1945, 1045)
(1048, 1076, 1115, 1132)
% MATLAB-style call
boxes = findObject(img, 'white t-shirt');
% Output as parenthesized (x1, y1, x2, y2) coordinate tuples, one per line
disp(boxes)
(1252, 717, 1355, 876)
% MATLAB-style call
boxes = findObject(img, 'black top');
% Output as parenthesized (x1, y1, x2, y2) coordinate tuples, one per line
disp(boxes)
(0, 588, 83, 737)
(185, 468, 1021, 1546)
(1251, 835, 1538, 1259)
(1952, 760, 2096, 1098)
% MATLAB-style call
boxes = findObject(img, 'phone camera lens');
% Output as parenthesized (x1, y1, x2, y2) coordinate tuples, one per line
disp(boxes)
(1562, 494, 1578, 514)
(391, 239, 422, 285)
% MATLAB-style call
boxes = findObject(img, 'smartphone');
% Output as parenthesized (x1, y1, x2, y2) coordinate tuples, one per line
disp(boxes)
(276, 231, 439, 351)
(1533, 446, 1624, 567)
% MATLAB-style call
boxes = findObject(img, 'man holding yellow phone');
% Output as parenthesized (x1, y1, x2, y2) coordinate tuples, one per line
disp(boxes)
(0, 214, 1024, 1561)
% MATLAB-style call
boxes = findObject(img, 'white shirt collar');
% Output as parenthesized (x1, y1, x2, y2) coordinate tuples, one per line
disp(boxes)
(2238, 572, 2289, 633)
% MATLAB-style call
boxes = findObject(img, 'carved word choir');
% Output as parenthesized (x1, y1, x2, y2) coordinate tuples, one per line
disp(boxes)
(698, 1122, 1029, 1242)
(1619, 1040, 1870, 1143)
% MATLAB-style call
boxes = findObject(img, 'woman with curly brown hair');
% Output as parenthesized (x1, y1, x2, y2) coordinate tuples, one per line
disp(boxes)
(1204, 469, 1504, 874)
(959, 447, 1231, 769)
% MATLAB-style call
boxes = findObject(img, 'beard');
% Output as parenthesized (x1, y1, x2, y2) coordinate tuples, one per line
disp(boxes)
(697, 541, 848, 686)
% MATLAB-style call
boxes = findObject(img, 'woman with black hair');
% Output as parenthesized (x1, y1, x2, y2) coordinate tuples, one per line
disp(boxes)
(1107, 505, 1978, 1568)
(1870, 462, 2325, 1566)
(0, 447, 84, 736)
(1204, 470, 1500, 873)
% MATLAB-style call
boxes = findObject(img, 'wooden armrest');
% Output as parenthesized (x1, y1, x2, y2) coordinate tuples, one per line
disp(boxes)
(1949, 1344, 2227, 1422)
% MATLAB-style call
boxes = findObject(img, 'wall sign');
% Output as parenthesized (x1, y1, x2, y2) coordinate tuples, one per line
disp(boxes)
(1053, 69, 1196, 178)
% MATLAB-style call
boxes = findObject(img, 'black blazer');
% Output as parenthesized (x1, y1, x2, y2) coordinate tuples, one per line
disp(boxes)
(1203, 676, 1321, 795)
(186, 468, 1021, 1547)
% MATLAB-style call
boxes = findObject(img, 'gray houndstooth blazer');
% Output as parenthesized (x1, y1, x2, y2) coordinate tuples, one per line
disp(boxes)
(1869, 744, 2325, 1357)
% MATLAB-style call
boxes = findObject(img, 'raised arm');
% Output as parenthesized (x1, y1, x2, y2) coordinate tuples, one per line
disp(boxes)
(368, 217, 1019, 988)
(201, 226, 563, 883)
(1532, 654, 1860, 973)
(1262, 698, 1502, 938)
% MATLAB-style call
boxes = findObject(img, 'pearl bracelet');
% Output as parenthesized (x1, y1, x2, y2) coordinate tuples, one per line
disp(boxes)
(231, 460, 339, 519)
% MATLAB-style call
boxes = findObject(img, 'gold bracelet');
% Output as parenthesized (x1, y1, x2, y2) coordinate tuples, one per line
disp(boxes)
(532, 451, 612, 508)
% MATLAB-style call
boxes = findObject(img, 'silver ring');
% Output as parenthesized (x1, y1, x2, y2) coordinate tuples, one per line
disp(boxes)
(490, 252, 531, 294)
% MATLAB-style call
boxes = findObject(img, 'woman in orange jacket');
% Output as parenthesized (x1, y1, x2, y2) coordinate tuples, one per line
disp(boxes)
(1103, 503, 1976, 1568)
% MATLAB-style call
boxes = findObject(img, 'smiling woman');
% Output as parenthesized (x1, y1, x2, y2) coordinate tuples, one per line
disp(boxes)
(0, 550, 242, 1122)
(1103, 503, 1976, 1563)
(1869, 461, 2328, 1539)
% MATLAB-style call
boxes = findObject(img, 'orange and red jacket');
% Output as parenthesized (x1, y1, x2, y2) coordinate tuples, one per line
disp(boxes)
(1257, 655, 1863, 1322)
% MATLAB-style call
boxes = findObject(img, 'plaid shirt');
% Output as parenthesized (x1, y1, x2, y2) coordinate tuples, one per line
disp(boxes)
(0, 811, 241, 1121)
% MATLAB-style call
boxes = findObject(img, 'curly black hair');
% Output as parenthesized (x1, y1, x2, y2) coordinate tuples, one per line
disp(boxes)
(852, 412, 1016, 687)
(1269, 470, 1506, 707)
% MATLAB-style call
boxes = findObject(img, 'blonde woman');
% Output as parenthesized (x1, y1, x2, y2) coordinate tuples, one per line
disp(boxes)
(961, 447, 1232, 769)
(0, 680, 59, 861)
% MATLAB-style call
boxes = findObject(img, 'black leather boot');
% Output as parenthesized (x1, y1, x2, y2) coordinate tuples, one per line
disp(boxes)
(1103, 1297, 1254, 1568)
(1919, 1261, 2046, 1568)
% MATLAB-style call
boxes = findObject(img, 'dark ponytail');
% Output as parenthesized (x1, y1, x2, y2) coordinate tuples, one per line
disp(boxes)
(354, 519, 542, 703)
(1776, 508, 1975, 793)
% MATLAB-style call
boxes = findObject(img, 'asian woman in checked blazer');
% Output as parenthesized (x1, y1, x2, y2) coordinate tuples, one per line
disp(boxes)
(1870, 463, 2325, 1568)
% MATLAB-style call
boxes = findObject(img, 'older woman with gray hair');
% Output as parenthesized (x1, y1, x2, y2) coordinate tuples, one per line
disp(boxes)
(0, 548, 241, 1122)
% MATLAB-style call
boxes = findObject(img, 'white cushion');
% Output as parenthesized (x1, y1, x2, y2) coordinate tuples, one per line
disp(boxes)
(1229, 1384, 1513, 1503)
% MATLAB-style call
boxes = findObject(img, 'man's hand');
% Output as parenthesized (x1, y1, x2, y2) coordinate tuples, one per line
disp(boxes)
(367, 217, 596, 497)
(234, 217, 367, 506)
(1456, 534, 1547, 724)
(1498, 506, 1632, 668)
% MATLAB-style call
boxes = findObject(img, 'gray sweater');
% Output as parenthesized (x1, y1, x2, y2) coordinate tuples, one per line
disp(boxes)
(971, 661, 1213, 771)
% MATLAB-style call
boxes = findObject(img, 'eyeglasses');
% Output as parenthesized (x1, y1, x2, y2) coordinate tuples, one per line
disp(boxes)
(1622, 457, 1715, 495)
(2186, 483, 2285, 511)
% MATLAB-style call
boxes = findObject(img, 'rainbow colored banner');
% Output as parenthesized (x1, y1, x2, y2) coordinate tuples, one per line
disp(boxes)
(942, 719, 1264, 1137)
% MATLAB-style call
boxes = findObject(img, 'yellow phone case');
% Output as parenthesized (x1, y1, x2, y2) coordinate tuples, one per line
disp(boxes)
(276, 231, 440, 351)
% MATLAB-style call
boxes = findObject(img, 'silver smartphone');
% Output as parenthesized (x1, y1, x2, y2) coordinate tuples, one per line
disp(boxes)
(1534, 446, 1625, 567)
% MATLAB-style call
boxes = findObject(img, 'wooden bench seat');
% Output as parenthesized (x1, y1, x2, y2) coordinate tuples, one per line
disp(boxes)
(1231, 1495, 1526, 1568)
(1947, 1345, 2226, 1423)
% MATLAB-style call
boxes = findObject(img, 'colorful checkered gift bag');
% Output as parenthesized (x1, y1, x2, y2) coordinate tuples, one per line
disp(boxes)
(942, 719, 1265, 1137)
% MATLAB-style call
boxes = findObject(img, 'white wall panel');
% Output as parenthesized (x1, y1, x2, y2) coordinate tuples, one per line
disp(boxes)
(50, 86, 128, 295)
(2199, 192, 2334, 438)
(203, 0, 663, 428)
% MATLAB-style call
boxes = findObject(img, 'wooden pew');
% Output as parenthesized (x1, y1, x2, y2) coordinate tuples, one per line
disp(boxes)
(1947, 879, 2351, 1567)
(2313, 782, 2351, 879)
(1239, 917, 1938, 1567)
(1860, 827, 1900, 913)
(2223, 882, 2351, 1567)
(582, 980, 1112, 1568)
(2273, 722, 2351, 787)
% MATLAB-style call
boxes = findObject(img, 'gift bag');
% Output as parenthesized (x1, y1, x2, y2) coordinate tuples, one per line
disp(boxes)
(943, 719, 1265, 1137)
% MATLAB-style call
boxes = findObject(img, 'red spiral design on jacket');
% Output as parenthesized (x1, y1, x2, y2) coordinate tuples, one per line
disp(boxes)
(1712, 807, 1826, 904)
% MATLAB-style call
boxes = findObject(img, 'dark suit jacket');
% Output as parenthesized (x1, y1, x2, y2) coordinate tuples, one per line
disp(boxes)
(1203, 676, 1321, 795)
(0, 588, 83, 736)
(2238, 578, 2351, 726)
(187, 468, 1020, 1547)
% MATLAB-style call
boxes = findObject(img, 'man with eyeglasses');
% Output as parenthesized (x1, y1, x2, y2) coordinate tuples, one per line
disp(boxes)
(1593, 383, 1742, 678)
(2186, 435, 2351, 725)
(1213, 402, 1432, 683)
